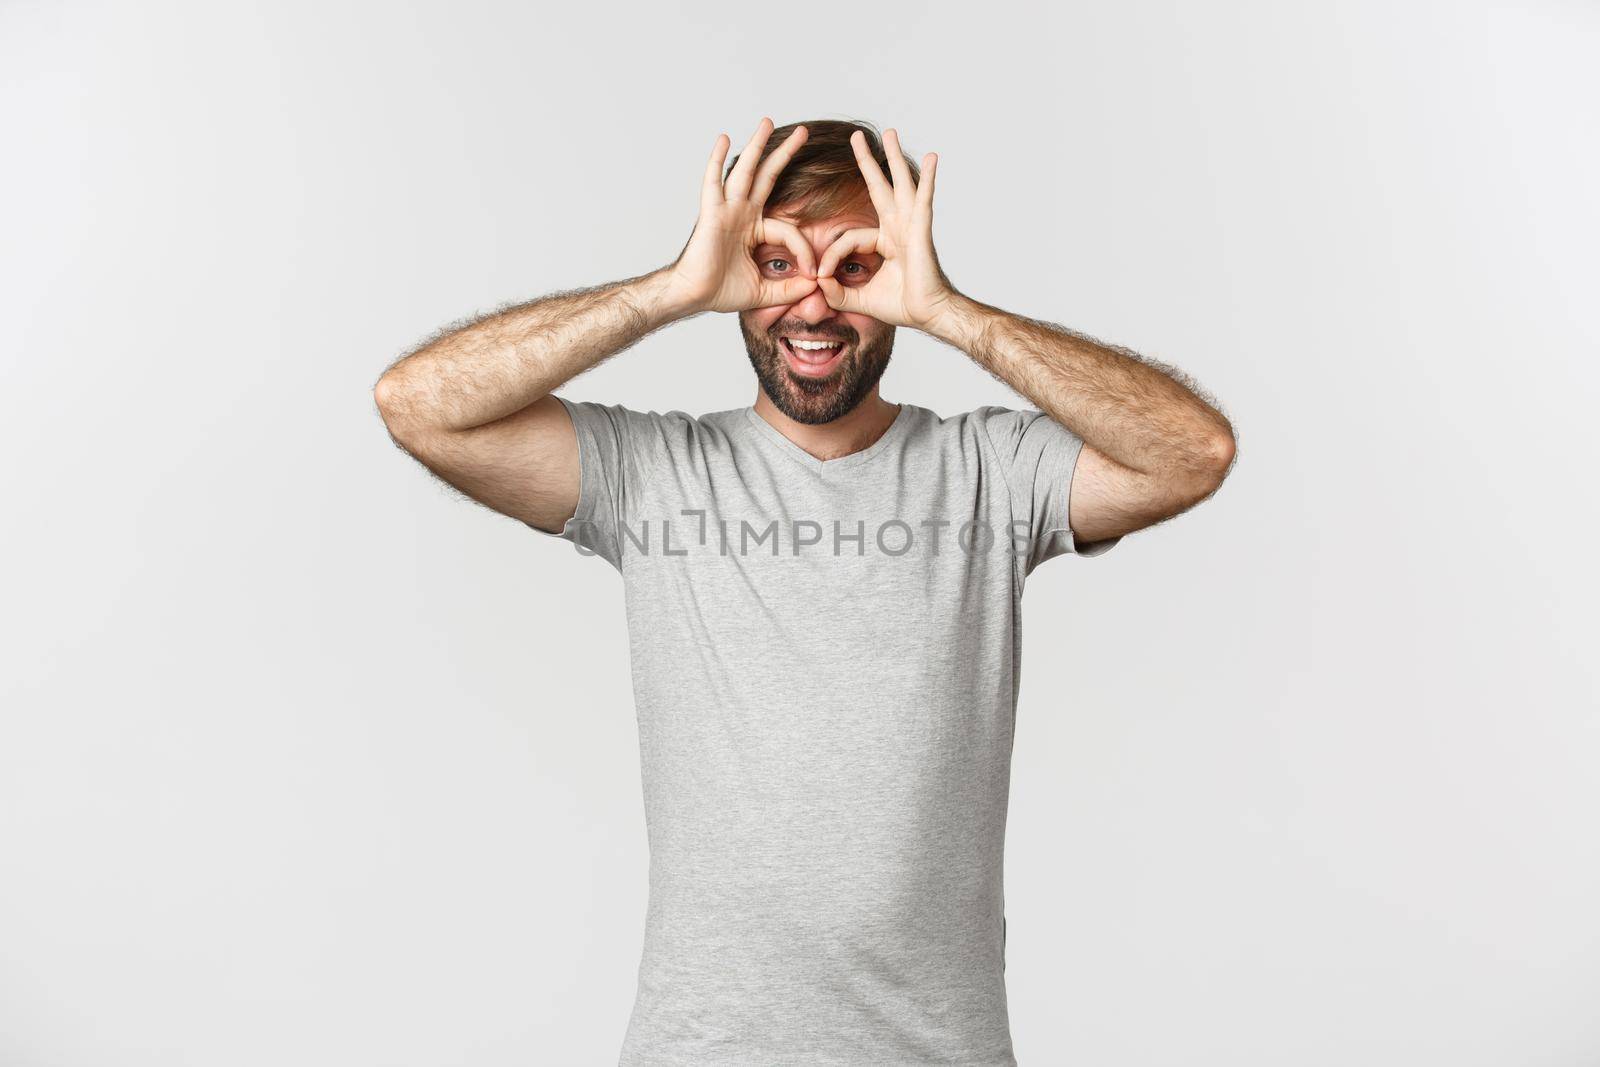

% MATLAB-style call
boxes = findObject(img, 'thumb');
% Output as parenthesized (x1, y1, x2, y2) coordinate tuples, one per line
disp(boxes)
(762, 276, 820, 308)
(816, 276, 865, 314)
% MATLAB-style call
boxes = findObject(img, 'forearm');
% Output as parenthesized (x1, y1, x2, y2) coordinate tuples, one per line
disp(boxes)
(375, 265, 692, 435)
(927, 292, 1234, 479)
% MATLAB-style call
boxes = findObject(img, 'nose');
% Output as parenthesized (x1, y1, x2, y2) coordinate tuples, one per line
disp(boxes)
(786, 282, 836, 324)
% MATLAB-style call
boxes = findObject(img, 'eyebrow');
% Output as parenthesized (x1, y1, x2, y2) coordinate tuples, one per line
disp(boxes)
(756, 226, 862, 252)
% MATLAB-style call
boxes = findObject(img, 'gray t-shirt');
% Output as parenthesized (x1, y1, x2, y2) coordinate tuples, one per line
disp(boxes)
(533, 398, 1119, 1066)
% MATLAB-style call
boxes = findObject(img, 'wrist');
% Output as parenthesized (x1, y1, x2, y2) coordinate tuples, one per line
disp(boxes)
(921, 290, 986, 349)
(632, 265, 704, 326)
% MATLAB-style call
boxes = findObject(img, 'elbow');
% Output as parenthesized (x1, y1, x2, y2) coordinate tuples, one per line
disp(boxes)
(372, 368, 408, 416)
(1168, 430, 1236, 508)
(373, 371, 422, 441)
(371, 367, 416, 425)
(1205, 428, 1237, 478)
(1186, 430, 1237, 503)
(372, 375, 396, 417)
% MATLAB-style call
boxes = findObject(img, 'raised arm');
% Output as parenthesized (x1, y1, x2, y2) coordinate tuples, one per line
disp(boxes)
(927, 293, 1236, 546)
(372, 117, 823, 533)
(373, 268, 689, 533)
(814, 127, 1237, 548)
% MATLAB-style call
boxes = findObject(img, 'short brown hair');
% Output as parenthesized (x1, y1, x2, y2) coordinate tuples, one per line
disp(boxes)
(725, 118, 921, 224)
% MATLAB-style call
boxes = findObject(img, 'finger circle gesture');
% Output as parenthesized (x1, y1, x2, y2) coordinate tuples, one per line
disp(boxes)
(666, 117, 822, 315)
(815, 128, 954, 332)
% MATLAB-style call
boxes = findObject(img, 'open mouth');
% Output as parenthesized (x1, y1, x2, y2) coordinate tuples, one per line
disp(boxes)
(778, 335, 849, 378)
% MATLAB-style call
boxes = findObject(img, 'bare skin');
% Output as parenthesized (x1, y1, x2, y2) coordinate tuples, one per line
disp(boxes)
(739, 196, 899, 451)
(374, 117, 1236, 546)
(806, 127, 1238, 544)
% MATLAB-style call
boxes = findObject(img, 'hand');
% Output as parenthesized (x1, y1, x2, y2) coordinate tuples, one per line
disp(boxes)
(815, 128, 957, 332)
(662, 118, 821, 315)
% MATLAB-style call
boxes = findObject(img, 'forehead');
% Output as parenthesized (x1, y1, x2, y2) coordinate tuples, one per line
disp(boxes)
(764, 196, 878, 242)
(759, 212, 879, 250)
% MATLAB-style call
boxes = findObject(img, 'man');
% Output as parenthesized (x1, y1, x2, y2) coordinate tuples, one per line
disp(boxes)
(374, 117, 1235, 1065)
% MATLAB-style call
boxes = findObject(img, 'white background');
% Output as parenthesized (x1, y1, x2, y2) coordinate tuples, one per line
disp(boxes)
(3, 1, 1597, 1064)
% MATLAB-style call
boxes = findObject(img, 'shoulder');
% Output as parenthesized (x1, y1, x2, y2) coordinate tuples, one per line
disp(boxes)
(555, 397, 712, 441)
(562, 399, 759, 471)
(899, 402, 1050, 460)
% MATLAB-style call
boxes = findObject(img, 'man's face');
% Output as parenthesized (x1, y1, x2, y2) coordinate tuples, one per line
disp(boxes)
(739, 199, 895, 425)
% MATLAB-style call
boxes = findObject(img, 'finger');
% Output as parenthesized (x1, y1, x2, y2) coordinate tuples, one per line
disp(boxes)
(817, 275, 867, 314)
(761, 276, 820, 308)
(883, 128, 916, 205)
(757, 217, 817, 279)
(850, 130, 896, 217)
(725, 116, 775, 201)
(749, 125, 807, 207)
(701, 133, 730, 212)
(915, 152, 937, 213)
(816, 227, 880, 279)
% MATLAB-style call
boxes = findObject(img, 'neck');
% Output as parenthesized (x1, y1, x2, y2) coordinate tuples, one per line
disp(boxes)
(751, 387, 901, 463)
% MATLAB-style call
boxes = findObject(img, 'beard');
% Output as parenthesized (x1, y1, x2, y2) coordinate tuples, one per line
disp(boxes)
(738, 314, 895, 426)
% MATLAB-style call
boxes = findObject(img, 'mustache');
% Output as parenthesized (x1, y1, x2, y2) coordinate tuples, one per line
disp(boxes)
(769, 322, 855, 343)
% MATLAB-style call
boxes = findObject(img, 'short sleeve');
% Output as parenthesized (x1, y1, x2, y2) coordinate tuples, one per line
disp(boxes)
(973, 405, 1122, 576)
(527, 396, 673, 573)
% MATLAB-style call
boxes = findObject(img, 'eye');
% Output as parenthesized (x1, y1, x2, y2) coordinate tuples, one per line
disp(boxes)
(838, 260, 874, 284)
(763, 258, 793, 274)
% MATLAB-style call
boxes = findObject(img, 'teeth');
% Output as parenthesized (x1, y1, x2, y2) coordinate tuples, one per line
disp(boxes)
(786, 339, 842, 351)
